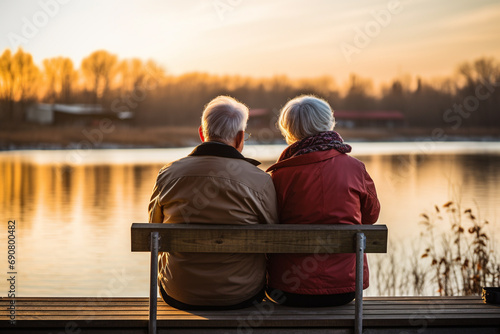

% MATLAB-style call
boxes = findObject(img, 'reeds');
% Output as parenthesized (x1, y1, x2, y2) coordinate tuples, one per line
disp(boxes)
(371, 201, 499, 296)
(420, 201, 499, 296)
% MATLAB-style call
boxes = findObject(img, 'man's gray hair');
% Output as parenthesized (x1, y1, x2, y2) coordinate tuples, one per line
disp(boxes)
(202, 96, 249, 142)
(278, 95, 335, 144)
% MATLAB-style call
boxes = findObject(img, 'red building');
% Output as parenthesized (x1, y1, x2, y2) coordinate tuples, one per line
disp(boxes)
(334, 110, 405, 128)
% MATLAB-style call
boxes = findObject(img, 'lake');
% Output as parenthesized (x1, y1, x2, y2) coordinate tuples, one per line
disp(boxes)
(1, 142, 499, 297)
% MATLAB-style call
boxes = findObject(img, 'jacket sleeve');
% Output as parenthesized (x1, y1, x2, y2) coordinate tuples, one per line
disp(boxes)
(148, 178, 164, 224)
(258, 176, 279, 224)
(360, 168, 380, 225)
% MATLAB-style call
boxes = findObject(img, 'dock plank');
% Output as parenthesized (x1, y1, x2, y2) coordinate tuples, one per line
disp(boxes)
(1, 296, 499, 332)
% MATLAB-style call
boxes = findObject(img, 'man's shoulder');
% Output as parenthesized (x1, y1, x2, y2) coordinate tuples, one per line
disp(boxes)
(158, 156, 191, 174)
(159, 155, 270, 182)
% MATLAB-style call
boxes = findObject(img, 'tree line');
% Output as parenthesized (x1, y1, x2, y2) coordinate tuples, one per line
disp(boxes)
(0, 48, 499, 128)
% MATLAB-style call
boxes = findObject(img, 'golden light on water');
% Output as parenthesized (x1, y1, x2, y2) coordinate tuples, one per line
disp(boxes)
(0, 158, 160, 296)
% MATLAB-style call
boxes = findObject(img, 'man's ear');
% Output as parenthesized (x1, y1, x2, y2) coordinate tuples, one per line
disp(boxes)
(198, 126, 205, 142)
(235, 130, 244, 152)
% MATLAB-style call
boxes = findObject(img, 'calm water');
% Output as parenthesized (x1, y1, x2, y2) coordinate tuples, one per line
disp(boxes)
(1, 142, 499, 297)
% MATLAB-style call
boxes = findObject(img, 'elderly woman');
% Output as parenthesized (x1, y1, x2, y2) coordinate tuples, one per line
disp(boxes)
(266, 95, 380, 307)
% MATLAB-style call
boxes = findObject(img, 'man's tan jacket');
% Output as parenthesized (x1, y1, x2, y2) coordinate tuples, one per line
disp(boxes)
(149, 142, 278, 306)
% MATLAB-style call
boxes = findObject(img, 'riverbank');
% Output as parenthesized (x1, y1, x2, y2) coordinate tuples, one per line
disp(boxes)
(1, 123, 500, 150)
(0, 124, 200, 150)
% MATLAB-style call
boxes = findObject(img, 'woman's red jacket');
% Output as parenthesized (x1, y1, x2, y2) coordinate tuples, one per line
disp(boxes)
(266, 149, 380, 295)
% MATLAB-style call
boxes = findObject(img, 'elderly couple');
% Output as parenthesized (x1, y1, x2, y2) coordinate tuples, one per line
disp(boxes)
(148, 95, 380, 310)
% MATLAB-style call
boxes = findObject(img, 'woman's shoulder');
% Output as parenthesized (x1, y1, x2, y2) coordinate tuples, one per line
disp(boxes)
(336, 152, 366, 166)
(268, 149, 341, 173)
(270, 150, 367, 178)
(318, 152, 369, 176)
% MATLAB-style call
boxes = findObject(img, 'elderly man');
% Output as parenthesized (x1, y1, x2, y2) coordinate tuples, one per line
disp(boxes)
(148, 96, 278, 310)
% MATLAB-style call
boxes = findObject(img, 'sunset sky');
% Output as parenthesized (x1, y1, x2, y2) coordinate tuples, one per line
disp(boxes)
(1, 0, 499, 88)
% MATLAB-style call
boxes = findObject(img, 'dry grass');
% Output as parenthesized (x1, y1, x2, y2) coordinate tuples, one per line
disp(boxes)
(1, 123, 500, 150)
(0, 123, 200, 148)
(419, 201, 500, 296)
(371, 200, 500, 296)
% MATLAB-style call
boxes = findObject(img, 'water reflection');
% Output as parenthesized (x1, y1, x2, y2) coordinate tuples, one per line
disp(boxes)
(0, 143, 499, 296)
(366, 152, 500, 240)
(0, 159, 165, 296)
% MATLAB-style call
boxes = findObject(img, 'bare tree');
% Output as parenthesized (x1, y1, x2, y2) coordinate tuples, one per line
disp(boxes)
(0, 49, 15, 119)
(13, 48, 40, 106)
(342, 73, 375, 110)
(116, 58, 147, 93)
(81, 50, 118, 104)
(457, 57, 500, 126)
(0, 48, 40, 121)
(42, 57, 77, 103)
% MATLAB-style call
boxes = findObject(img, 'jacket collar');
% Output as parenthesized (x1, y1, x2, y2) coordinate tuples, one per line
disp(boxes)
(189, 141, 261, 166)
(266, 149, 342, 173)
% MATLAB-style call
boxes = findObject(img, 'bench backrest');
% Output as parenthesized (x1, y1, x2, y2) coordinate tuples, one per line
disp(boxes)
(130, 222, 388, 334)
(131, 223, 388, 253)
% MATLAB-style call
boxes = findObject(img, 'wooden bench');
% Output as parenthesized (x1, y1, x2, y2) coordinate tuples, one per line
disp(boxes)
(130, 223, 388, 334)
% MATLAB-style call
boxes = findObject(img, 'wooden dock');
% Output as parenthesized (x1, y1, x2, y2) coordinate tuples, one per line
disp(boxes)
(2, 296, 499, 333)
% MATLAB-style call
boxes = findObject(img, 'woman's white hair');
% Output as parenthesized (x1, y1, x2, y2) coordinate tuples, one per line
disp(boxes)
(278, 95, 335, 144)
(201, 96, 249, 143)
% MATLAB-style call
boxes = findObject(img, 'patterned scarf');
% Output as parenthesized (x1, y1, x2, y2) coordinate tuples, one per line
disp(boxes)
(278, 131, 352, 162)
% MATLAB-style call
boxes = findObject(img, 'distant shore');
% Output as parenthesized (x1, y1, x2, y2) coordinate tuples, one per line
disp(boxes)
(1, 123, 500, 151)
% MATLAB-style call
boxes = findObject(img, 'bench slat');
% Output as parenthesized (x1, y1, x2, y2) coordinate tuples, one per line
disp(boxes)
(131, 223, 387, 253)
